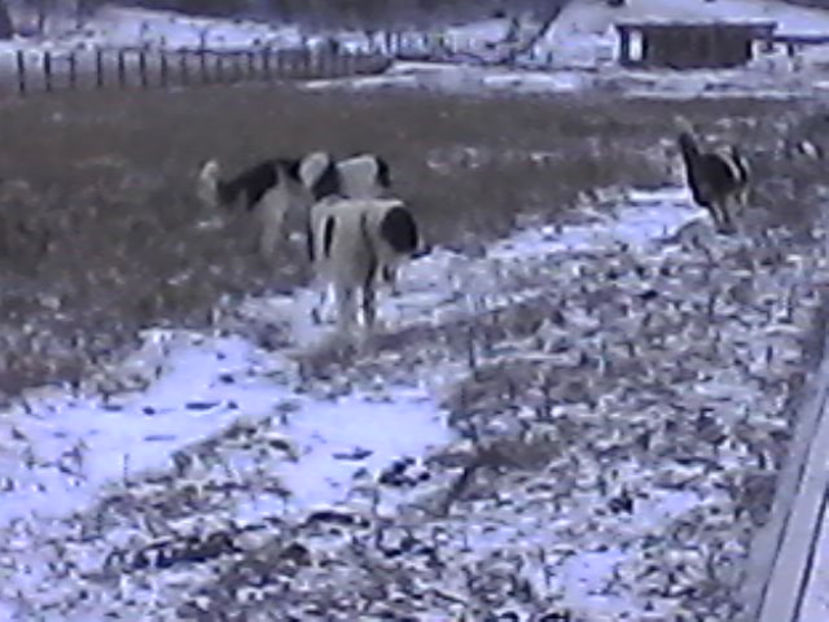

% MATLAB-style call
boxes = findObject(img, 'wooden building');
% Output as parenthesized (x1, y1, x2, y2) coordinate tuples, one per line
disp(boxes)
(615, 19, 778, 70)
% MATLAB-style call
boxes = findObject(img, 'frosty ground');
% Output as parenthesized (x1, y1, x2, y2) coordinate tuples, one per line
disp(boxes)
(0, 77, 828, 621)
(2, 0, 829, 619)
(1, 174, 828, 620)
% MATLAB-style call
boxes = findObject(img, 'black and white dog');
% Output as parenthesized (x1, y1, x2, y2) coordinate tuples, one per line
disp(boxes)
(197, 152, 392, 261)
(197, 157, 310, 260)
(298, 151, 400, 289)
(676, 118, 751, 234)
(300, 151, 391, 203)
(308, 197, 421, 330)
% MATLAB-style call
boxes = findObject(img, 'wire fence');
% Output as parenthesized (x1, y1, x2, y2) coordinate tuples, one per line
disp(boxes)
(0, 19, 571, 98)
(4, 45, 393, 96)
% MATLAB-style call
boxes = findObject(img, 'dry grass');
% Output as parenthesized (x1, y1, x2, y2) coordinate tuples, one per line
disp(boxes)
(0, 83, 822, 395)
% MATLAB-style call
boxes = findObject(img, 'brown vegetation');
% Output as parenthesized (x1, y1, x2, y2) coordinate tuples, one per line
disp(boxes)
(0, 82, 822, 396)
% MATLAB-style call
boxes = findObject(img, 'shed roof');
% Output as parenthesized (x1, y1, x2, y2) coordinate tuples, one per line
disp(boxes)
(614, 18, 778, 29)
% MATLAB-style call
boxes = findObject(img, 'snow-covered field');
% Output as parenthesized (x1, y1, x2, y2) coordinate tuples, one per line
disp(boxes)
(1, 184, 827, 619)
(300, 58, 829, 99)
(7, 5, 306, 51)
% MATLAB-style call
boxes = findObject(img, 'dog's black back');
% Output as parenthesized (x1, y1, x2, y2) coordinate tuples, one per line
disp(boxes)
(380, 205, 418, 254)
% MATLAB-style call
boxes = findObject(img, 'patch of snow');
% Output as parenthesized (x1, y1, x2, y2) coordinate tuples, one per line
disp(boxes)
(488, 186, 697, 261)
(480, 69, 587, 92)
(303, 61, 596, 94)
(302, 54, 825, 99)
(562, 547, 629, 614)
(6, 5, 304, 53)
(444, 18, 512, 46)
(302, 72, 422, 91)
(273, 390, 447, 516)
(0, 332, 450, 529)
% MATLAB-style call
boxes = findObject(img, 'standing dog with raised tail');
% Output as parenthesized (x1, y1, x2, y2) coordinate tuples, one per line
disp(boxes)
(308, 197, 421, 331)
(675, 117, 750, 234)
(196, 157, 311, 260)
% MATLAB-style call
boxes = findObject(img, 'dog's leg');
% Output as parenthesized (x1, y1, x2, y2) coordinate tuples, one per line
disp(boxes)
(718, 196, 738, 235)
(381, 264, 400, 297)
(311, 281, 331, 325)
(335, 283, 357, 332)
(258, 195, 289, 261)
(362, 282, 376, 328)
(705, 202, 724, 232)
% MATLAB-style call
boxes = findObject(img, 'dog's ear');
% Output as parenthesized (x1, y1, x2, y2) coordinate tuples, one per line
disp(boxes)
(375, 156, 391, 188)
(286, 158, 302, 181)
(197, 158, 220, 176)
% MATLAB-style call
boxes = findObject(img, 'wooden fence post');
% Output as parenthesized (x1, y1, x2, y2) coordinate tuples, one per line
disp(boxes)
(277, 50, 286, 77)
(16, 50, 26, 95)
(233, 51, 243, 82)
(67, 51, 77, 89)
(138, 49, 148, 88)
(179, 50, 189, 85)
(215, 53, 224, 82)
(95, 47, 104, 88)
(246, 50, 255, 79)
(117, 49, 127, 88)
(160, 50, 169, 87)
(43, 51, 53, 92)
(314, 50, 322, 77)
(199, 49, 208, 83)
(315, 50, 324, 78)
(262, 47, 271, 80)
(320, 51, 329, 77)
(304, 51, 312, 79)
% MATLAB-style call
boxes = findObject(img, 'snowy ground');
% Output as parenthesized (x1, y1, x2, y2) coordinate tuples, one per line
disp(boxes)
(299, 58, 829, 99)
(0, 185, 827, 619)
(301, 61, 593, 95)
(0, 0, 829, 619)
(7, 5, 306, 51)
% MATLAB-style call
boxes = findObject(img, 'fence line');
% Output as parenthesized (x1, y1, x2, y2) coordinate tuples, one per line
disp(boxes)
(9, 45, 393, 96)
(5, 26, 559, 97)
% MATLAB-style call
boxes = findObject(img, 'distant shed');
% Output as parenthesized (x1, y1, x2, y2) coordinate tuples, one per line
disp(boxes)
(614, 19, 778, 69)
